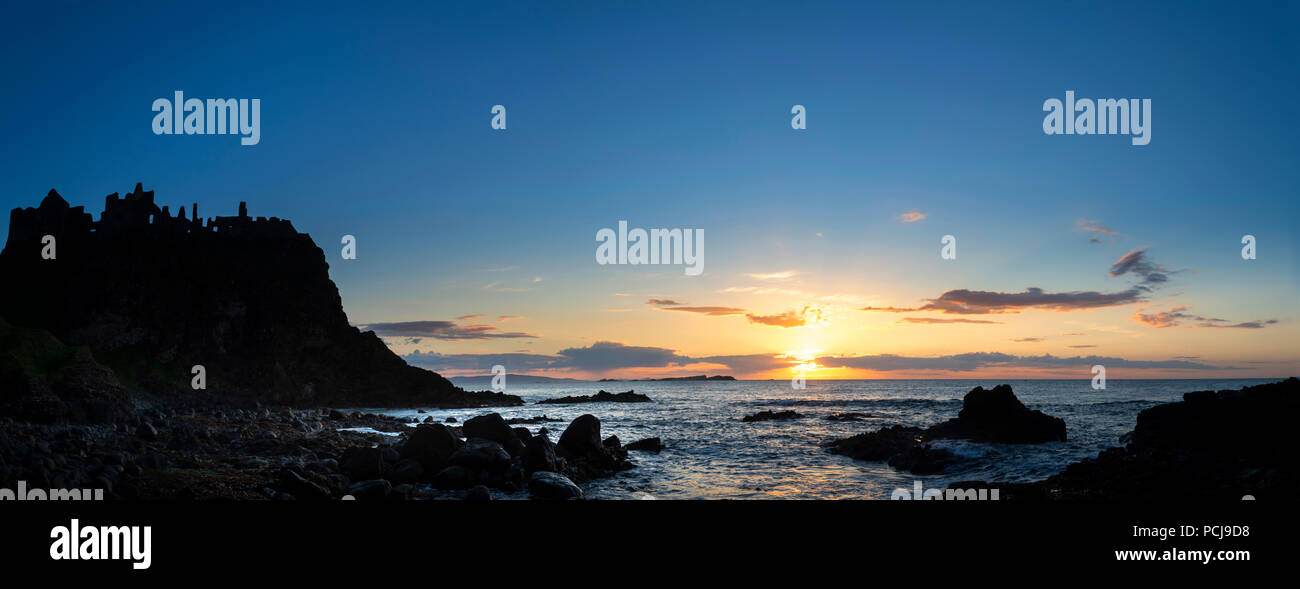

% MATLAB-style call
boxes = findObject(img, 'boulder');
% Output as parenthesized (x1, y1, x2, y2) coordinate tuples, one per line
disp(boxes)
(528, 471, 583, 500)
(523, 433, 558, 473)
(339, 447, 384, 481)
(463, 413, 515, 446)
(626, 437, 663, 453)
(398, 423, 461, 473)
(742, 410, 803, 422)
(448, 438, 511, 473)
(924, 384, 1066, 443)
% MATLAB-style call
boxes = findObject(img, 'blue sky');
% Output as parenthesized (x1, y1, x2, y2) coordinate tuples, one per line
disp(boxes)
(2, 1, 1297, 378)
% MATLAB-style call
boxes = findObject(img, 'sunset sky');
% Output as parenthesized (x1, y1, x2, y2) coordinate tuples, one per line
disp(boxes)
(2, 1, 1297, 379)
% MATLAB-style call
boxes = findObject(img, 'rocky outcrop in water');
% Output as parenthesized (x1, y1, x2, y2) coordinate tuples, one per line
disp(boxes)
(969, 377, 1300, 500)
(0, 185, 520, 409)
(742, 410, 803, 422)
(537, 390, 651, 404)
(825, 384, 1064, 474)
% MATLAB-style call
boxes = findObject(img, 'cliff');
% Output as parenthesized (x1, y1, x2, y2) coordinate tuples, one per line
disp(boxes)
(0, 184, 521, 409)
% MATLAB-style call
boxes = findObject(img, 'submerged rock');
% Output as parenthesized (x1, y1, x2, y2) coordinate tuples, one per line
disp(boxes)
(742, 410, 803, 422)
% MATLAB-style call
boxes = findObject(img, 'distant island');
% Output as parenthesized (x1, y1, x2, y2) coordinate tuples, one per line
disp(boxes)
(597, 375, 735, 382)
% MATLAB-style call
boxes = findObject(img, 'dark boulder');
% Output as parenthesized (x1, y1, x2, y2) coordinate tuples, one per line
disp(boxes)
(339, 447, 385, 481)
(463, 413, 515, 446)
(464, 485, 493, 501)
(742, 410, 803, 422)
(523, 433, 558, 474)
(924, 384, 1066, 443)
(431, 465, 471, 489)
(448, 438, 511, 473)
(346, 479, 391, 501)
(384, 459, 423, 485)
(556, 414, 634, 483)
(528, 471, 583, 500)
(626, 437, 663, 452)
(398, 423, 461, 473)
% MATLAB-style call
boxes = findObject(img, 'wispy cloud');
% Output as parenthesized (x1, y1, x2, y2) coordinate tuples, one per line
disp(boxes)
(359, 319, 538, 340)
(900, 317, 1001, 324)
(1108, 247, 1171, 287)
(746, 271, 798, 280)
(898, 210, 926, 223)
(1134, 306, 1278, 329)
(1076, 218, 1119, 242)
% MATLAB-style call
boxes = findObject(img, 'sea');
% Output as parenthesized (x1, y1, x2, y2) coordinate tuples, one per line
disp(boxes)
(356, 378, 1278, 500)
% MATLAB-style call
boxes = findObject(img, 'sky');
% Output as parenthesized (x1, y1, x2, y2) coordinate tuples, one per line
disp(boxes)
(2, 1, 1297, 380)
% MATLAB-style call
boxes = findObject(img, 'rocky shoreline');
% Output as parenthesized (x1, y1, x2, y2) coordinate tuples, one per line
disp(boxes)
(951, 377, 1300, 500)
(0, 403, 645, 500)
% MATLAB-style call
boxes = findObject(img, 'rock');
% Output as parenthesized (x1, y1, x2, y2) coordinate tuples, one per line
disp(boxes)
(431, 465, 470, 489)
(445, 417, 457, 423)
(346, 479, 391, 501)
(385, 459, 423, 485)
(826, 425, 927, 462)
(742, 410, 803, 422)
(537, 390, 652, 405)
(603, 435, 620, 448)
(556, 414, 634, 483)
(558, 414, 603, 456)
(462, 413, 515, 446)
(1026, 377, 1300, 499)
(276, 468, 330, 500)
(528, 471, 583, 500)
(136, 422, 159, 441)
(523, 433, 558, 474)
(340, 447, 385, 481)
(448, 438, 511, 473)
(512, 426, 532, 441)
(626, 437, 663, 452)
(887, 444, 957, 475)
(924, 384, 1066, 443)
(826, 412, 873, 422)
(398, 423, 461, 473)
(465, 485, 492, 501)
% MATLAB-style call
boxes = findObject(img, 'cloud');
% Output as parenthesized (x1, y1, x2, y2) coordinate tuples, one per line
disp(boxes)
(920, 287, 1145, 314)
(359, 319, 538, 340)
(898, 210, 926, 223)
(746, 306, 827, 328)
(1011, 337, 1044, 342)
(900, 317, 1001, 324)
(553, 341, 691, 371)
(402, 350, 558, 371)
(1133, 306, 1279, 329)
(404, 345, 1225, 376)
(1077, 219, 1119, 241)
(1109, 248, 1170, 287)
(816, 352, 1219, 372)
(747, 271, 797, 280)
(666, 306, 748, 316)
(859, 306, 916, 313)
(1068, 344, 1096, 348)
(646, 299, 683, 307)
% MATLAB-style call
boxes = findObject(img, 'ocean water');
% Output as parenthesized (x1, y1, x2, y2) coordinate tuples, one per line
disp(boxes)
(361, 379, 1278, 500)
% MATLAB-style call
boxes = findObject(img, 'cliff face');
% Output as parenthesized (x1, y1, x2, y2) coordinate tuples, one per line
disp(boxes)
(0, 184, 521, 409)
